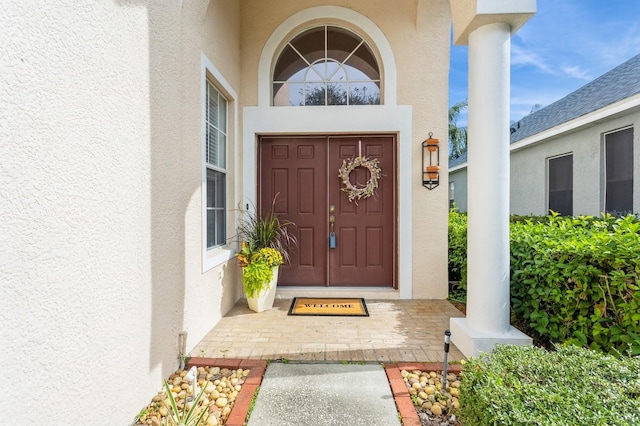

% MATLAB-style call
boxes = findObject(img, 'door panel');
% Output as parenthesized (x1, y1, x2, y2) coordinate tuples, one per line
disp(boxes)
(260, 137, 327, 285)
(328, 136, 395, 286)
(259, 135, 395, 287)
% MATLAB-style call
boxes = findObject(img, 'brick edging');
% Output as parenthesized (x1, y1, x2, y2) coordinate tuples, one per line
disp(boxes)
(186, 358, 461, 426)
(187, 357, 268, 426)
(384, 362, 463, 426)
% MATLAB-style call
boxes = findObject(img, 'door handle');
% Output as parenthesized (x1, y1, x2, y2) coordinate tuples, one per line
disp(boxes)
(329, 207, 336, 249)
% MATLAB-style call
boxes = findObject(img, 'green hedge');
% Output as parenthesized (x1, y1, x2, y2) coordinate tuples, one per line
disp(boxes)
(460, 345, 640, 426)
(448, 211, 640, 355)
(448, 210, 467, 283)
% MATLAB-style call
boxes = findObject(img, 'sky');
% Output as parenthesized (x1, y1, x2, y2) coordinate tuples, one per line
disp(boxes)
(449, 0, 640, 125)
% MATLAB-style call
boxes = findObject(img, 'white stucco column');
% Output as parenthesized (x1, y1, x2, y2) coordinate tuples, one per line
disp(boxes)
(449, 0, 535, 357)
(466, 22, 512, 334)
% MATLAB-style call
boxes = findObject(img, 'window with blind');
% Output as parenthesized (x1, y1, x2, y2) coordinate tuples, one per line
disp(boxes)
(605, 127, 633, 214)
(548, 154, 573, 216)
(205, 80, 227, 248)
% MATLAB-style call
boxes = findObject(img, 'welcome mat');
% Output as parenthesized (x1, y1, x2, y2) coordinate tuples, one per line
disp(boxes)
(287, 297, 369, 317)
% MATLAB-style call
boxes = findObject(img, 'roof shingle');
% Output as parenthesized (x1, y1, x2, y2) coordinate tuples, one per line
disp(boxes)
(449, 53, 640, 168)
(509, 53, 640, 143)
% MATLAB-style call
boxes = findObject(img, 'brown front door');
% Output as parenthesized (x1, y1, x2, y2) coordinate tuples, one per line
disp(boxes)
(259, 135, 396, 287)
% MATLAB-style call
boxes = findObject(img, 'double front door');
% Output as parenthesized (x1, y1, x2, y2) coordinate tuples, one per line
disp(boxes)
(259, 135, 396, 287)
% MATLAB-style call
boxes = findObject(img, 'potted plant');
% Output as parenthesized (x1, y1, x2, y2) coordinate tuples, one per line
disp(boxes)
(235, 195, 296, 312)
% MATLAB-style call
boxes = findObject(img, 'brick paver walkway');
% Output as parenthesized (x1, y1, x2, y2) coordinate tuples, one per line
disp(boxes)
(192, 299, 465, 362)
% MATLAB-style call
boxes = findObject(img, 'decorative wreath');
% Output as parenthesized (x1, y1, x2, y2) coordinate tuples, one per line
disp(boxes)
(338, 156, 382, 203)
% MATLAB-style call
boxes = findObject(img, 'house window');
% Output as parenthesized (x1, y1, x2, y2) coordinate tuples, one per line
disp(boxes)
(449, 181, 455, 209)
(605, 127, 633, 214)
(548, 154, 573, 216)
(205, 80, 227, 248)
(272, 25, 381, 106)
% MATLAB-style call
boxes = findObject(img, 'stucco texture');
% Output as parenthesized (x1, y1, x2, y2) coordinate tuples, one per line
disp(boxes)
(1, 0, 241, 424)
(2, 0, 456, 422)
(510, 111, 640, 216)
(449, 110, 640, 216)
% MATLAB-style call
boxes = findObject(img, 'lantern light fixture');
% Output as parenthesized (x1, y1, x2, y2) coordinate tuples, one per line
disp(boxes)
(422, 132, 440, 189)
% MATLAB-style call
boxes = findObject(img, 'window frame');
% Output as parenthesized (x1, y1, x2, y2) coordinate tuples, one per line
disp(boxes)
(603, 126, 634, 214)
(205, 82, 227, 249)
(547, 153, 573, 216)
(272, 25, 382, 106)
(201, 54, 237, 272)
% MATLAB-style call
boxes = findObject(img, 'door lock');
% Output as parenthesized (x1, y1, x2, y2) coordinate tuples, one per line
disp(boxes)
(329, 206, 336, 249)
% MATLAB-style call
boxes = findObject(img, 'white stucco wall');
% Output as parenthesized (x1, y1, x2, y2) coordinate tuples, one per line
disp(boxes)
(511, 109, 640, 216)
(0, 0, 241, 423)
(1, 0, 456, 422)
(180, 0, 242, 366)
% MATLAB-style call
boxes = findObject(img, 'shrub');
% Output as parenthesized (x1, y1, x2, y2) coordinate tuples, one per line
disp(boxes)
(447, 209, 467, 298)
(460, 345, 640, 426)
(510, 214, 640, 355)
(448, 211, 640, 355)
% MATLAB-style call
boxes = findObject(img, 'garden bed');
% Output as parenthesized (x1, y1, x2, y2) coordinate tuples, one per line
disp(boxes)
(385, 362, 462, 426)
(134, 358, 266, 426)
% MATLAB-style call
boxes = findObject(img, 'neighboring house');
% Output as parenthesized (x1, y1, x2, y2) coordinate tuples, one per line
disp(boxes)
(1, 0, 533, 423)
(450, 53, 640, 216)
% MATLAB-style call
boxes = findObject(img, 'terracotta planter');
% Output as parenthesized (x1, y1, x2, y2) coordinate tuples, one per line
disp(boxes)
(246, 266, 279, 313)
(426, 137, 440, 151)
(426, 165, 440, 181)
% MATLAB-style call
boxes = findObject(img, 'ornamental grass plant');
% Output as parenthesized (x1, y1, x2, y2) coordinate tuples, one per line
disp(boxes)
(162, 379, 210, 426)
(235, 194, 296, 265)
(235, 194, 296, 297)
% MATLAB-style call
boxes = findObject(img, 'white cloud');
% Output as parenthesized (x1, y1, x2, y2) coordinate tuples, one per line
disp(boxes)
(588, 26, 640, 69)
(511, 1, 640, 82)
(511, 45, 553, 74)
(560, 66, 592, 81)
(510, 86, 577, 122)
(450, 1, 640, 124)
(511, 93, 557, 110)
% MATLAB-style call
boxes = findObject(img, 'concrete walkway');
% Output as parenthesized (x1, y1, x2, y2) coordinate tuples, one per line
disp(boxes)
(247, 363, 401, 426)
(192, 299, 465, 363)
(190, 300, 466, 426)
(187, 357, 463, 426)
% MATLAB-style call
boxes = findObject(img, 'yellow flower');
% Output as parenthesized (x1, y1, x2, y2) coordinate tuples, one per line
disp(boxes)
(257, 247, 283, 267)
(236, 244, 283, 268)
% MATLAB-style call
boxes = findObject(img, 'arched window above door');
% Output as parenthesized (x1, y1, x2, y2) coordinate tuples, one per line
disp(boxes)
(273, 26, 381, 106)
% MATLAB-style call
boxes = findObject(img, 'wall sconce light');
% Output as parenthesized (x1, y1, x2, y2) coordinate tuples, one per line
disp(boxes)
(422, 132, 440, 189)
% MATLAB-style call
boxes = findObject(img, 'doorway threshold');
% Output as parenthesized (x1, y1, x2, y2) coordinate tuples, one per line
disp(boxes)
(276, 286, 400, 300)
